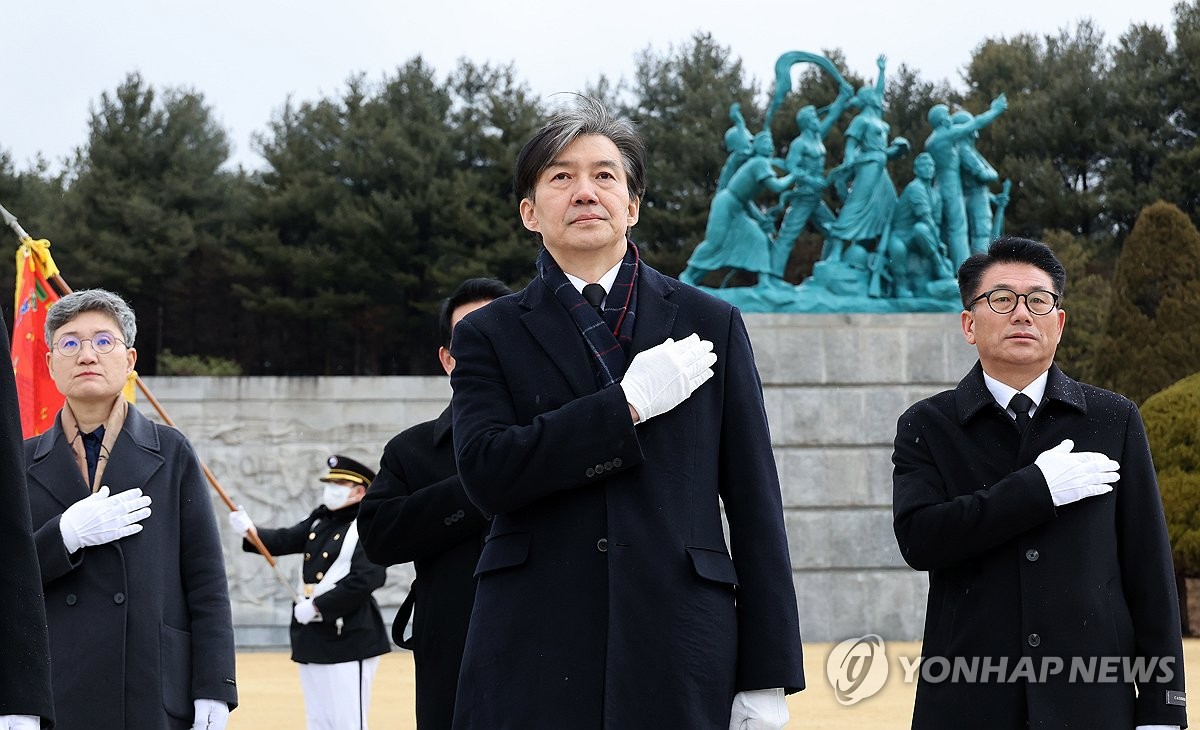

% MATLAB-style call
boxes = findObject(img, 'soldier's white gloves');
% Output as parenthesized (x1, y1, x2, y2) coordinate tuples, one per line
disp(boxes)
(729, 688, 788, 729)
(0, 716, 40, 729)
(60, 486, 152, 554)
(621, 333, 717, 423)
(190, 699, 229, 730)
(294, 598, 321, 625)
(1034, 439, 1120, 507)
(227, 507, 255, 537)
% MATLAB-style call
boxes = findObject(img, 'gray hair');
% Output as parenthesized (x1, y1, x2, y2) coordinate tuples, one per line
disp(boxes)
(514, 95, 647, 203)
(45, 289, 137, 347)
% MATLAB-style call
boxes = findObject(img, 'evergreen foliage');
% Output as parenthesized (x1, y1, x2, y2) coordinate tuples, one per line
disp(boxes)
(1095, 201, 1200, 404)
(1143, 372, 1200, 576)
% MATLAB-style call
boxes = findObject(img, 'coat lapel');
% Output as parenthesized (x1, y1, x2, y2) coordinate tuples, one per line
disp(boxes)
(28, 419, 89, 510)
(104, 407, 166, 495)
(520, 277, 598, 399)
(630, 265, 679, 356)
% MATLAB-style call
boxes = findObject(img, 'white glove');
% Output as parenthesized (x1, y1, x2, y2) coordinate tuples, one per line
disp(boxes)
(227, 507, 254, 537)
(60, 486, 153, 554)
(621, 333, 717, 423)
(729, 688, 788, 730)
(1034, 439, 1120, 507)
(294, 598, 321, 625)
(0, 716, 40, 729)
(191, 698, 229, 730)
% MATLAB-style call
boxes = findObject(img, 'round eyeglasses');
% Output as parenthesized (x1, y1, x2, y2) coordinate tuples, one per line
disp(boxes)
(53, 332, 128, 356)
(967, 288, 1061, 316)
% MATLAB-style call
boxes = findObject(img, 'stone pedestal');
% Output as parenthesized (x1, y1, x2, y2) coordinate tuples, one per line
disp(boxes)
(745, 312, 978, 641)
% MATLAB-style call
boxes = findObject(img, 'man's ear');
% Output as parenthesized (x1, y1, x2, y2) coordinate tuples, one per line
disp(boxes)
(519, 198, 539, 233)
(961, 310, 976, 345)
(438, 346, 455, 376)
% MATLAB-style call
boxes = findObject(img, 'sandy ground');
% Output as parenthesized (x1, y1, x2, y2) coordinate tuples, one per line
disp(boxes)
(229, 640, 1200, 728)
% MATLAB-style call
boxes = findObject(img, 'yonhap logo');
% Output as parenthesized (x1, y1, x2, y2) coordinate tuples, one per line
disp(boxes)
(826, 634, 889, 705)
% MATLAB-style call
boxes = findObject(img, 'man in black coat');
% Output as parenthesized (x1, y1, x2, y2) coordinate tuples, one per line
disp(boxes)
(358, 277, 512, 730)
(447, 97, 804, 729)
(893, 237, 1186, 729)
(0, 308, 54, 729)
(229, 455, 389, 729)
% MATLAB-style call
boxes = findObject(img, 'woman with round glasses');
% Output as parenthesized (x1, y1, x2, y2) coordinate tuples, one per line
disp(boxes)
(23, 288, 237, 730)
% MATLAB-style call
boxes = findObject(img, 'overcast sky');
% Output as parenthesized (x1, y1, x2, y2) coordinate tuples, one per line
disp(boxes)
(4, 0, 1183, 172)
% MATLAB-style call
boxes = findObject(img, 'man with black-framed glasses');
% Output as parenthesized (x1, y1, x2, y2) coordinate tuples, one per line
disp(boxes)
(892, 237, 1185, 729)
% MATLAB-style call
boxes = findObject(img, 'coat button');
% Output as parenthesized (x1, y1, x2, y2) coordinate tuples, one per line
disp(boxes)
(316, 571, 324, 580)
(113, 593, 126, 605)
(322, 552, 329, 559)
(443, 516, 453, 526)
(334, 533, 342, 541)
(585, 467, 595, 478)
(308, 532, 316, 540)
(1025, 549, 1039, 562)
(65, 594, 77, 606)
(613, 458, 622, 468)
(304, 553, 311, 561)
(603, 461, 613, 471)
(596, 538, 608, 553)
(1028, 633, 1041, 647)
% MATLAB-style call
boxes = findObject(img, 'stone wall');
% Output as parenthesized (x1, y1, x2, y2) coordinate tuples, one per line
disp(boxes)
(140, 312, 977, 646)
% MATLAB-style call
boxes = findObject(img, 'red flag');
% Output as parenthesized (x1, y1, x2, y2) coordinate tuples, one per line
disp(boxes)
(13, 239, 63, 437)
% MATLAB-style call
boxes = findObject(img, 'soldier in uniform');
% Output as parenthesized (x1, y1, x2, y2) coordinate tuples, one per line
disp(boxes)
(229, 455, 389, 730)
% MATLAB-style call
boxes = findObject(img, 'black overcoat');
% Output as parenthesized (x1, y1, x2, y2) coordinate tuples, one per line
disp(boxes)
(358, 406, 489, 730)
(448, 262, 805, 729)
(248, 503, 390, 664)
(893, 362, 1186, 729)
(0, 312, 54, 727)
(25, 407, 237, 730)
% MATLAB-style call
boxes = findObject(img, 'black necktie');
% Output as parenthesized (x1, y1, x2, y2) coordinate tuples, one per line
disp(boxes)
(1009, 393, 1035, 433)
(582, 283, 606, 316)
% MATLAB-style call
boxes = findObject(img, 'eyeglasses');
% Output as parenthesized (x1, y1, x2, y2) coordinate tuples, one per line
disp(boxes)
(967, 288, 1061, 316)
(53, 332, 128, 356)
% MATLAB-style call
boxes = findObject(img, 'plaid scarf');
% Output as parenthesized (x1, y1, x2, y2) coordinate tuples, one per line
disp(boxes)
(537, 242, 640, 389)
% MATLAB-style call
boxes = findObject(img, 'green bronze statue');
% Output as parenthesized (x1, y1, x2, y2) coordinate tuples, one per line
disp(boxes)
(683, 51, 1012, 313)
(681, 130, 795, 298)
(773, 81, 855, 274)
(953, 109, 1011, 254)
(923, 95, 1007, 267)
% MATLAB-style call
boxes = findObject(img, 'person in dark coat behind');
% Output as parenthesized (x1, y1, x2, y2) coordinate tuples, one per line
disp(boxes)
(892, 237, 1187, 729)
(24, 289, 237, 730)
(0, 306, 54, 729)
(229, 454, 389, 730)
(358, 277, 512, 730)
(448, 96, 804, 730)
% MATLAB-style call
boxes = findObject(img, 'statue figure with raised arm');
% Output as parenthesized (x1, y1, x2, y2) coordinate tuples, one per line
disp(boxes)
(716, 103, 754, 191)
(772, 80, 855, 275)
(681, 130, 794, 296)
(954, 109, 1011, 254)
(924, 94, 1007, 267)
(824, 55, 910, 264)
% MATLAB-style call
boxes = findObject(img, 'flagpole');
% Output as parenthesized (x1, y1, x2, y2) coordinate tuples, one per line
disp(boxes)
(3, 202, 299, 603)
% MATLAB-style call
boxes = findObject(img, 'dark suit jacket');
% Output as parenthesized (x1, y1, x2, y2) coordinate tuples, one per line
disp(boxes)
(248, 503, 390, 664)
(448, 262, 804, 729)
(358, 406, 489, 730)
(893, 362, 1186, 729)
(0, 312, 54, 727)
(26, 407, 237, 730)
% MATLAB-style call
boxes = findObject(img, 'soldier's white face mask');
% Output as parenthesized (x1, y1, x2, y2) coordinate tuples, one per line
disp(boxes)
(322, 484, 353, 510)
